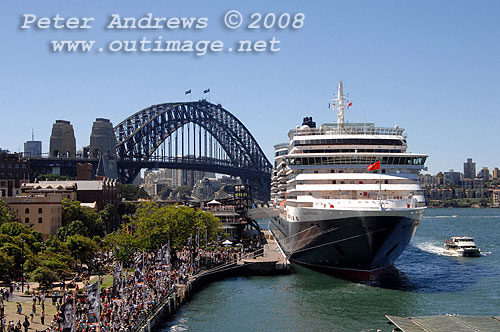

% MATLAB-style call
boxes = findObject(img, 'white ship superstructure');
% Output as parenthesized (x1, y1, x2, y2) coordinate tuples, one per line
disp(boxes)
(270, 81, 428, 279)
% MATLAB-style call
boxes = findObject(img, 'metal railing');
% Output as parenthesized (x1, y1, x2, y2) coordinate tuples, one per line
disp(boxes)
(131, 248, 264, 332)
(289, 126, 406, 137)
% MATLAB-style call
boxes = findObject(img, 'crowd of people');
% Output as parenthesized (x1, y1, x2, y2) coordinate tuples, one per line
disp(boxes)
(0, 290, 47, 332)
(1, 245, 244, 332)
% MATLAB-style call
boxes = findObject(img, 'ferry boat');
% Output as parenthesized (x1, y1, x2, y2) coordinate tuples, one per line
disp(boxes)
(444, 237, 481, 257)
(269, 81, 428, 280)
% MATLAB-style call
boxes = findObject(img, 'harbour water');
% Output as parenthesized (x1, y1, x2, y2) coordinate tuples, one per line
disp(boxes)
(159, 208, 500, 332)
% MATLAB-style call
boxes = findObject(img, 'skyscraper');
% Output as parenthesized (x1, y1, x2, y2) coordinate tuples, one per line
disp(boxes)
(463, 158, 476, 179)
(24, 140, 42, 157)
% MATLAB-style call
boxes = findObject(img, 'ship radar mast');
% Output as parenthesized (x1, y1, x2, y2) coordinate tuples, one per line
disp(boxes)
(332, 80, 350, 127)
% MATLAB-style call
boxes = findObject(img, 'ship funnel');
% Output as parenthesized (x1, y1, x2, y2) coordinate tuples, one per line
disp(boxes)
(302, 117, 316, 128)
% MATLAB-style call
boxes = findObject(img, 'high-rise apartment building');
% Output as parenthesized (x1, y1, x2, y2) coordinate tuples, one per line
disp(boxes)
(463, 158, 476, 179)
(492, 167, 499, 179)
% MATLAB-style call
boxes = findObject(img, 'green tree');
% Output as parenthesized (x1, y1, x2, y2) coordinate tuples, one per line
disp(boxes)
(65, 234, 97, 268)
(172, 186, 192, 200)
(105, 203, 221, 265)
(158, 187, 172, 200)
(0, 251, 15, 279)
(0, 200, 15, 224)
(117, 183, 150, 201)
(30, 266, 58, 288)
(132, 203, 221, 251)
(104, 224, 138, 267)
(118, 202, 137, 217)
(37, 174, 75, 181)
(0, 222, 43, 278)
(60, 199, 105, 238)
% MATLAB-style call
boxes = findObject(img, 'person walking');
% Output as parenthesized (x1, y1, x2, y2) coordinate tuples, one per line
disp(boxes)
(21, 317, 29, 332)
(1, 315, 6, 332)
(40, 311, 45, 326)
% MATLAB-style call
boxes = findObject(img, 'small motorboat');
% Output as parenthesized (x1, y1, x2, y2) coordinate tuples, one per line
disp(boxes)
(444, 237, 481, 257)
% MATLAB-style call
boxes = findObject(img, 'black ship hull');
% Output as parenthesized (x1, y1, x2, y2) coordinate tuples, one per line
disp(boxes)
(270, 209, 423, 280)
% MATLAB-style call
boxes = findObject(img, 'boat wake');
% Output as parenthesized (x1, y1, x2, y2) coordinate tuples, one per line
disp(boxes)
(414, 242, 461, 257)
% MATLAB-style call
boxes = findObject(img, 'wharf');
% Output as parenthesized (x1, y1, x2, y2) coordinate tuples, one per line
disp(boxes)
(386, 315, 500, 332)
(238, 229, 292, 274)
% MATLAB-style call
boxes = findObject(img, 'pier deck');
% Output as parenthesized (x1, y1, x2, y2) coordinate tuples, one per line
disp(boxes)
(386, 315, 500, 332)
(239, 230, 291, 273)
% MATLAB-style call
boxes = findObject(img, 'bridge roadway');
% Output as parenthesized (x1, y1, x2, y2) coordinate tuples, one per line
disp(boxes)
(28, 156, 269, 182)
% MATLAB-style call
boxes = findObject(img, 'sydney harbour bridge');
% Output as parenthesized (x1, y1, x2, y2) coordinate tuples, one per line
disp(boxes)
(29, 100, 272, 200)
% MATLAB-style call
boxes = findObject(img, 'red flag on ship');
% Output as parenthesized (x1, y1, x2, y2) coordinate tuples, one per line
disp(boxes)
(347, 102, 352, 108)
(367, 160, 380, 171)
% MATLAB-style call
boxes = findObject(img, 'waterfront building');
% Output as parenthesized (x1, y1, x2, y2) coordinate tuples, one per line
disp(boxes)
(463, 178, 474, 189)
(0, 151, 30, 197)
(474, 178, 485, 198)
(493, 190, 500, 207)
(419, 174, 431, 188)
(478, 167, 490, 182)
(454, 188, 464, 199)
(145, 168, 217, 198)
(193, 177, 217, 200)
(3, 193, 63, 240)
(463, 158, 476, 179)
(493, 167, 499, 179)
(442, 188, 453, 199)
(37, 178, 121, 232)
(77, 163, 94, 180)
(444, 169, 462, 186)
(49, 120, 76, 158)
(24, 140, 42, 158)
(21, 182, 77, 200)
(144, 169, 174, 196)
(465, 189, 475, 198)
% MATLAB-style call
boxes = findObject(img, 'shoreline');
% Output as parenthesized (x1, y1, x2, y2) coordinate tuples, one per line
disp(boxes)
(137, 255, 291, 332)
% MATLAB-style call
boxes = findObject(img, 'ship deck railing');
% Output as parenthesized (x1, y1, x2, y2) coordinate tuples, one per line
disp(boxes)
(289, 126, 407, 138)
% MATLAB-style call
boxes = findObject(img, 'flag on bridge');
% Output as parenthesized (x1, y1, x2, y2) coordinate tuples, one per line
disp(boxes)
(203, 88, 210, 94)
(185, 89, 191, 95)
(347, 101, 353, 109)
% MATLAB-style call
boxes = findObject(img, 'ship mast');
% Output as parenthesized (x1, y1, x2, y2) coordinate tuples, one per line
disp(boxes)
(333, 81, 349, 127)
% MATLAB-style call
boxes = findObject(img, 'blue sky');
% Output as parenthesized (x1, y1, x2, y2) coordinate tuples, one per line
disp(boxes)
(1, 0, 499, 174)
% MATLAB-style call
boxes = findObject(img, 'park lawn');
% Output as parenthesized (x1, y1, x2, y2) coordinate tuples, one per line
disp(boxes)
(88, 274, 113, 289)
(3, 299, 57, 331)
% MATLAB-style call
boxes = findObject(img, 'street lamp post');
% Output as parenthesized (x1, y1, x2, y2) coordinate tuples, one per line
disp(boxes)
(21, 239, 25, 293)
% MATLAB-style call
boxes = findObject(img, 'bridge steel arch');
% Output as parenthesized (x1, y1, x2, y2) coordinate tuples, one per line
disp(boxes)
(114, 100, 272, 200)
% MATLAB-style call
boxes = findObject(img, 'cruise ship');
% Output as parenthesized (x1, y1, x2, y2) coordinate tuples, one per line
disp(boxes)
(270, 81, 428, 280)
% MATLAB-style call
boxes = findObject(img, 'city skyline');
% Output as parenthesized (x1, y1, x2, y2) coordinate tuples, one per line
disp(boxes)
(2, 1, 500, 174)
